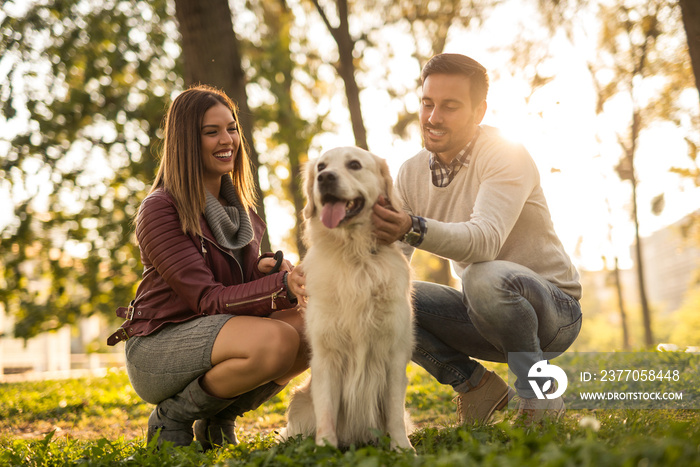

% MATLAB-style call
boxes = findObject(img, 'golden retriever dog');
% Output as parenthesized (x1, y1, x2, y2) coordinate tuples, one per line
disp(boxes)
(280, 147, 414, 450)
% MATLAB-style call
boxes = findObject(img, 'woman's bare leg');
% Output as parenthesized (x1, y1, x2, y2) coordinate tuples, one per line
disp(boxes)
(200, 316, 300, 398)
(269, 307, 310, 384)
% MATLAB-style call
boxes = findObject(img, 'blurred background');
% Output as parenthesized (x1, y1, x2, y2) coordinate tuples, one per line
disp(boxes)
(1, 0, 698, 380)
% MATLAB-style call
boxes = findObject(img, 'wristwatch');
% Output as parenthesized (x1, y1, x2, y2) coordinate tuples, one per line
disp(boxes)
(402, 215, 426, 247)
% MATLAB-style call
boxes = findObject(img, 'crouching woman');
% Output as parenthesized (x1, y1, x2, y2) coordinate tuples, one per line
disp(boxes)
(107, 85, 307, 449)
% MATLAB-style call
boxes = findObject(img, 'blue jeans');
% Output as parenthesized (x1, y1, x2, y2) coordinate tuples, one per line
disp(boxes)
(412, 260, 582, 398)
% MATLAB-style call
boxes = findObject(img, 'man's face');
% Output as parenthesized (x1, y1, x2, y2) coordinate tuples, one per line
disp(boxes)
(419, 73, 486, 164)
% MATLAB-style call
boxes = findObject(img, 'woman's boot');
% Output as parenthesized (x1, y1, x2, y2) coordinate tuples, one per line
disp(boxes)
(194, 381, 285, 450)
(147, 376, 234, 447)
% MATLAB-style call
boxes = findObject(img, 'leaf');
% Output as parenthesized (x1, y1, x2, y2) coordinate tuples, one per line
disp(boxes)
(650, 193, 665, 215)
(686, 137, 698, 162)
(615, 157, 634, 181)
(0, 0, 176, 338)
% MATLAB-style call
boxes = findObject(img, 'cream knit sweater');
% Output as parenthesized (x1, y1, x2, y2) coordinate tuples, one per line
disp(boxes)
(396, 125, 581, 299)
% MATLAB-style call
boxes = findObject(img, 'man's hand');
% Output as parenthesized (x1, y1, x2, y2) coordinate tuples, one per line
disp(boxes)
(372, 196, 413, 246)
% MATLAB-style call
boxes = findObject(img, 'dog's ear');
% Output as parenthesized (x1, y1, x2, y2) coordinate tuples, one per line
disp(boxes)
(375, 155, 401, 211)
(302, 159, 316, 219)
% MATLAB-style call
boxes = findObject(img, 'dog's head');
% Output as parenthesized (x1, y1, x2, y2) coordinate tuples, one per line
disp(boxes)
(303, 147, 396, 229)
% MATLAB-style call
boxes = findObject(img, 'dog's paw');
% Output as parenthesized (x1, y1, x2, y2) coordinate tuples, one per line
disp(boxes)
(315, 430, 338, 448)
(390, 436, 415, 453)
(276, 427, 289, 442)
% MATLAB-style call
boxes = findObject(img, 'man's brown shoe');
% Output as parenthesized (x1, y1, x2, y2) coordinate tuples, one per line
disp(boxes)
(512, 390, 565, 426)
(454, 370, 516, 425)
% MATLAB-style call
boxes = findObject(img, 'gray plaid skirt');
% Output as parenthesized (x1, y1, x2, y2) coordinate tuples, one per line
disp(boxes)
(124, 314, 233, 404)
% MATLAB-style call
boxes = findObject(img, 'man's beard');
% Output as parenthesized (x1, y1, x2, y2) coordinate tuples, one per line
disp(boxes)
(422, 124, 453, 155)
(422, 116, 476, 156)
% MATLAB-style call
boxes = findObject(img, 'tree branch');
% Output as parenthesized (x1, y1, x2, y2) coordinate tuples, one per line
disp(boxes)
(310, 0, 339, 42)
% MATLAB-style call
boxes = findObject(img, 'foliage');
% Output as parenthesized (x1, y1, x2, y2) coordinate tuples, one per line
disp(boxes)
(410, 249, 459, 288)
(0, 0, 495, 337)
(670, 134, 700, 246)
(0, 0, 181, 338)
(1, 0, 697, 354)
(574, 268, 699, 353)
(1, 363, 700, 466)
(242, 0, 327, 257)
(667, 286, 700, 348)
(573, 295, 673, 352)
(589, 0, 695, 348)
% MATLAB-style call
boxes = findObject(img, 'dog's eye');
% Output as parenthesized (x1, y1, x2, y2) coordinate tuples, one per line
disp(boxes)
(347, 160, 362, 170)
(317, 162, 327, 172)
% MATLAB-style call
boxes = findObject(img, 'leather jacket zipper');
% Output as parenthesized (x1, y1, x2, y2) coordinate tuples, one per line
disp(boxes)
(200, 234, 282, 311)
(225, 287, 284, 310)
(200, 234, 243, 279)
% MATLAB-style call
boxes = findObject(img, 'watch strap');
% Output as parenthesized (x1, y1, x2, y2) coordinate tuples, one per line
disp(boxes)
(402, 215, 427, 247)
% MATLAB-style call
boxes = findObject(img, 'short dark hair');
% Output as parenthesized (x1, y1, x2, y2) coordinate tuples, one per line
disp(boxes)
(421, 54, 489, 108)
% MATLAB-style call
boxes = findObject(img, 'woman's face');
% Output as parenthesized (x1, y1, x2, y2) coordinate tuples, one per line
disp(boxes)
(200, 102, 240, 184)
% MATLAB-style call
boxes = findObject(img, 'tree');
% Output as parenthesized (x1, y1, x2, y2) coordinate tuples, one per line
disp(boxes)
(306, 0, 492, 149)
(532, 0, 696, 347)
(309, 0, 368, 149)
(589, 0, 694, 347)
(312, 0, 369, 149)
(244, 0, 326, 257)
(0, 0, 332, 338)
(670, 134, 700, 264)
(173, 0, 271, 252)
(679, 0, 700, 108)
(539, 0, 700, 103)
(0, 0, 180, 338)
(609, 256, 631, 350)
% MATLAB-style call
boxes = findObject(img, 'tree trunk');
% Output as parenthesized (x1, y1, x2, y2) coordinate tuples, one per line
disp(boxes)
(271, 0, 307, 257)
(311, 0, 368, 150)
(627, 110, 654, 347)
(613, 257, 631, 350)
(253, 0, 314, 258)
(174, 0, 271, 252)
(289, 156, 307, 258)
(630, 173, 654, 347)
(679, 0, 700, 107)
(336, 31, 368, 150)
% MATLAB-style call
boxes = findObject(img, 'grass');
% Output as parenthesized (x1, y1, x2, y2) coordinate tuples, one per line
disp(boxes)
(1, 360, 699, 466)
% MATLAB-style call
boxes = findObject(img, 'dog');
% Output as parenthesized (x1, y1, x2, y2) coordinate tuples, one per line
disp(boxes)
(280, 147, 414, 450)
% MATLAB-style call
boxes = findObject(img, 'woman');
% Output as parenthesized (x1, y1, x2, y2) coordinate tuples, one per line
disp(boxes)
(107, 85, 308, 449)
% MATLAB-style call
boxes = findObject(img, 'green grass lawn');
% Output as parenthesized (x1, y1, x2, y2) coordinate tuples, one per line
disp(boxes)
(1, 361, 699, 466)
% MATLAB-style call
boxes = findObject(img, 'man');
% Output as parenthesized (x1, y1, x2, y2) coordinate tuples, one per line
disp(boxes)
(373, 53, 582, 425)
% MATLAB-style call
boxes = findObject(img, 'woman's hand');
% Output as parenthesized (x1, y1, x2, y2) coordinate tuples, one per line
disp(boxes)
(258, 256, 293, 274)
(258, 256, 306, 305)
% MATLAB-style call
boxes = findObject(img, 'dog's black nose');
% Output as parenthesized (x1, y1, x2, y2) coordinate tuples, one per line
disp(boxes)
(317, 171, 336, 188)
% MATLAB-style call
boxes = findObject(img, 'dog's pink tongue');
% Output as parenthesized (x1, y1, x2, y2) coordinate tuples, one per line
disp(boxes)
(320, 201, 346, 229)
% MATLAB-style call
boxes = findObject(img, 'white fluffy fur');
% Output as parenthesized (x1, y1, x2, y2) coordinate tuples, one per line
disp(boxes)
(279, 147, 414, 450)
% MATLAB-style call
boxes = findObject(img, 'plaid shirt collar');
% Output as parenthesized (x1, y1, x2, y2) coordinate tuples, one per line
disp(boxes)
(429, 127, 480, 187)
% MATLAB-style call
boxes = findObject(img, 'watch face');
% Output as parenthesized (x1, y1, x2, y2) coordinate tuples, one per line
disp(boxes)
(404, 230, 421, 246)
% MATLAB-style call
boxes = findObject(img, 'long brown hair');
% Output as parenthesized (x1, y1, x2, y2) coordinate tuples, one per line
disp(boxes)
(145, 85, 257, 236)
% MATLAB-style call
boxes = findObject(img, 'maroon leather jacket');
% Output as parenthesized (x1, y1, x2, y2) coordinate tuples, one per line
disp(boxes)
(107, 189, 296, 346)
